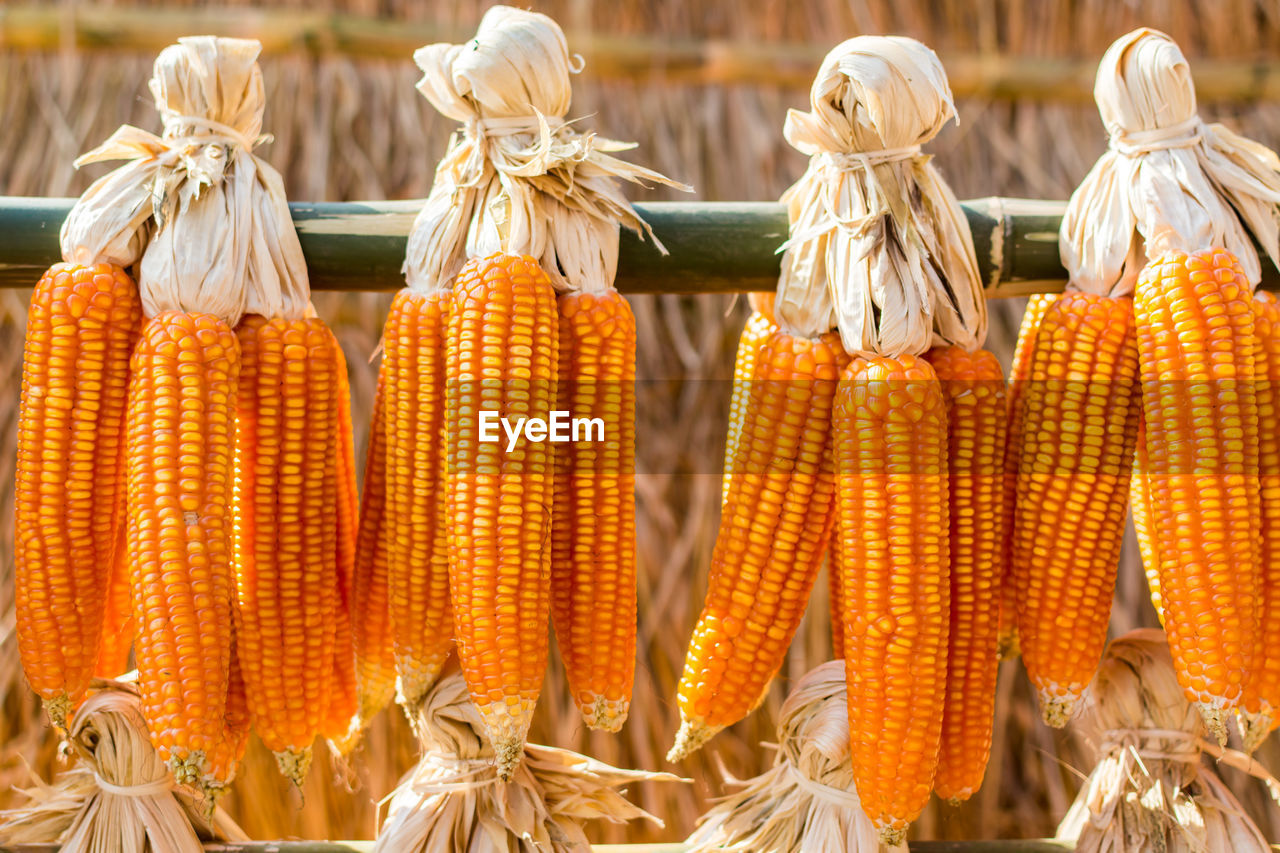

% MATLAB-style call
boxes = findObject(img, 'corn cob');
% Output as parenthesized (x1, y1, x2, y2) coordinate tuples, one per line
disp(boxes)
(828, 531, 846, 660)
(325, 341, 359, 742)
(551, 289, 637, 731)
(1131, 416, 1165, 624)
(926, 345, 1006, 803)
(999, 293, 1056, 659)
(1013, 292, 1140, 727)
(15, 263, 140, 727)
(669, 330, 845, 761)
(95, 524, 134, 678)
(446, 253, 559, 778)
(232, 314, 344, 787)
(351, 367, 395, 726)
(834, 354, 950, 846)
(722, 293, 777, 502)
(385, 288, 454, 710)
(1133, 248, 1260, 743)
(213, 627, 251, 782)
(127, 310, 238, 797)
(1241, 291, 1280, 750)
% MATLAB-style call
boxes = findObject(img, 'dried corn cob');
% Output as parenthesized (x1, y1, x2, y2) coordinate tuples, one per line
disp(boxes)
(834, 354, 950, 846)
(446, 253, 559, 778)
(1134, 247, 1260, 744)
(325, 342, 359, 742)
(127, 310, 238, 796)
(551, 289, 637, 731)
(722, 295, 778, 502)
(95, 524, 134, 678)
(232, 314, 344, 786)
(385, 288, 454, 711)
(15, 263, 140, 727)
(999, 293, 1056, 659)
(351, 368, 395, 727)
(926, 345, 1006, 803)
(1131, 416, 1165, 624)
(1013, 292, 1140, 727)
(669, 330, 845, 761)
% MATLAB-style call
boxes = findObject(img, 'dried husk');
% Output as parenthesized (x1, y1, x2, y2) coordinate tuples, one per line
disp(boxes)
(686, 661, 898, 853)
(402, 5, 689, 296)
(0, 683, 247, 852)
(1056, 629, 1280, 853)
(776, 35, 986, 354)
(1060, 27, 1280, 296)
(373, 667, 680, 852)
(60, 36, 309, 323)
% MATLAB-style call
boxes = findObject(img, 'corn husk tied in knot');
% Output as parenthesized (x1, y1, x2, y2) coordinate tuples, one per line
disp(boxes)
(374, 668, 681, 852)
(777, 35, 986, 354)
(59, 36, 309, 324)
(1056, 629, 1280, 853)
(403, 5, 690, 296)
(686, 661, 897, 853)
(0, 683, 247, 852)
(1060, 28, 1280, 296)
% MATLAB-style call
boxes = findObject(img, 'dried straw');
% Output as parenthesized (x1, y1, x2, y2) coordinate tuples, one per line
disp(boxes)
(374, 665, 681, 852)
(1057, 629, 1280, 852)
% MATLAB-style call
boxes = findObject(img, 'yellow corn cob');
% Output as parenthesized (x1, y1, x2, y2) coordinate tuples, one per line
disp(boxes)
(834, 354, 950, 846)
(128, 310, 238, 797)
(95, 524, 134, 678)
(15, 263, 140, 727)
(999, 293, 1056, 660)
(1134, 247, 1260, 744)
(669, 329, 845, 761)
(446, 253, 559, 778)
(722, 298, 778, 502)
(1131, 416, 1165, 624)
(1013, 292, 1140, 727)
(351, 367, 395, 726)
(926, 345, 1006, 803)
(325, 341, 359, 742)
(385, 288, 455, 711)
(1241, 291, 1280, 750)
(233, 314, 344, 787)
(551, 289, 637, 731)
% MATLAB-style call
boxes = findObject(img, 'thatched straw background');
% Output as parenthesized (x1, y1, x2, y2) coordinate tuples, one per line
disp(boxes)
(4, 0, 1280, 844)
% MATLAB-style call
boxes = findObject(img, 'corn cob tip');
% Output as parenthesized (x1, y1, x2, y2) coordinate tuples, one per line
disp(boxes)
(475, 701, 535, 782)
(274, 747, 314, 789)
(583, 696, 629, 733)
(1237, 709, 1274, 754)
(1037, 689, 1081, 729)
(330, 717, 366, 758)
(44, 695, 71, 732)
(666, 718, 723, 763)
(878, 826, 908, 849)
(1196, 702, 1230, 747)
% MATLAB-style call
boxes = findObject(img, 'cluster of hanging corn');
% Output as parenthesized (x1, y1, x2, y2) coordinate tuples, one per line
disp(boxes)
(14, 38, 357, 798)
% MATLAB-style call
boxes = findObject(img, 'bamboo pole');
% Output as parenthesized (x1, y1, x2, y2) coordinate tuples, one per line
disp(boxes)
(3, 5, 1280, 101)
(0, 840, 1082, 852)
(2, 196, 1276, 296)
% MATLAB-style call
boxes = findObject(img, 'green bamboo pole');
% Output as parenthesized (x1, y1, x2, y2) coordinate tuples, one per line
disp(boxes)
(2, 196, 1276, 296)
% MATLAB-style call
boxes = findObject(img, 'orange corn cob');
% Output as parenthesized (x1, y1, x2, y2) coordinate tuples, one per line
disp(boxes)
(926, 345, 1006, 803)
(669, 330, 845, 761)
(999, 293, 1056, 659)
(1013, 292, 1140, 727)
(1131, 416, 1165, 624)
(834, 354, 950, 846)
(95, 524, 134, 678)
(233, 315, 344, 787)
(128, 311, 238, 797)
(551, 289, 637, 731)
(828, 531, 846, 660)
(384, 288, 454, 710)
(15, 263, 140, 727)
(351, 367, 395, 726)
(446, 253, 559, 778)
(723, 307, 778, 502)
(325, 342, 359, 743)
(1135, 248, 1260, 743)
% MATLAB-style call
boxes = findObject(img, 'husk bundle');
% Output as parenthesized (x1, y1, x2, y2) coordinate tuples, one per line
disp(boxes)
(403, 4, 689, 296)
(1060, 27, 1280, 296)
(776, 35, 986, 354)
(60, 35, 309, 322)
(0, 683, 247, 852)
(373, 668, 680, 852)
(1056, 629, 1280, 853)
(686, 660, 897, 853)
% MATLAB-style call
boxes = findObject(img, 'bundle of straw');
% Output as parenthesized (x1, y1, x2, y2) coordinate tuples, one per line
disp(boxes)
(374, 666, 680, 852)
(0, 682, 246, 852)
(1057, 629, 1280, 852)
(686, 660, 893, 853)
